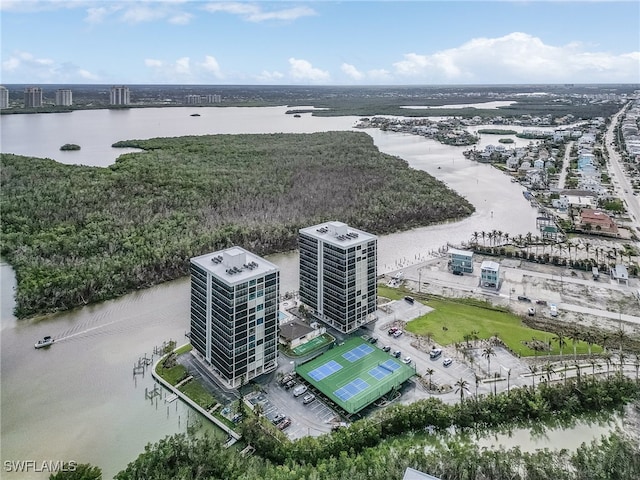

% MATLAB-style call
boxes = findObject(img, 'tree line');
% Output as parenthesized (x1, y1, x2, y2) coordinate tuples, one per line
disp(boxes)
(107, 375, 640, 480)
(1, 131, 474, 318)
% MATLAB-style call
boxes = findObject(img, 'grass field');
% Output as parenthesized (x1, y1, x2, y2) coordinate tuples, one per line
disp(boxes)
(378, 285, 602, 357)
(295, 337, 415, 414)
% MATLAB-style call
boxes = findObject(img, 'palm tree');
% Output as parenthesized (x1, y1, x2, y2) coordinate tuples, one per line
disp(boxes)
(553, 331, 567, 357)
(602, 351, 613, 377)
(568, 329, 581, 360)
(588, 358, 601, 377)
(454, 378, 470, 404)
(425, 368, 435, 390)
(542, 363, 554, 383)
(574, 361, 582, 384)
(482, 346, 496, 375)
(481, 231, 486, 246)
(584, 330, 596, 356)
(503, 232, 510, 245)
(471, 231, 480, 247)
(618, 352, 627, 376)
(614, 328, 627, 354)
(528, 364, 538, 388)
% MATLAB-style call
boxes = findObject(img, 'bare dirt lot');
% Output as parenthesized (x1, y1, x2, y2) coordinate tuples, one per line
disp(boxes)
(390, 254, 640, 339)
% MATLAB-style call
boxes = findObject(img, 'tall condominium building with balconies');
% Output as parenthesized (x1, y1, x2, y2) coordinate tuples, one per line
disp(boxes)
(0, 86, 9, 109)
(55, 89, 73, 106)
(110, 86, 130, 105)
(190, 247, 279, 388)
(299, 221, 377, 333)
(24, 87, 43, 107)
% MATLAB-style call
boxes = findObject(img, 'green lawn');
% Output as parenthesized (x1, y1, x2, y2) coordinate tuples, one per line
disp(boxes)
(179, 380, 216, 409)
(379, 285, 601, 357)
(156, 363, 188, 386)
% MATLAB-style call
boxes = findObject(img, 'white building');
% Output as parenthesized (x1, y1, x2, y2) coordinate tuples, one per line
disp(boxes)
(189, 247, 279, 388)
(299, 221, 377, 333)
(55, 89, 73, 106)
(480, 260, 500, 290)
(110, 86, 130, 105)
(0, 86, 8, 109)
(24, 86, 42, 107)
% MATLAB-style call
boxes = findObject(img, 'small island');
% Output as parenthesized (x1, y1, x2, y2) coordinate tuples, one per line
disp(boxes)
(60, 143, 81, 151)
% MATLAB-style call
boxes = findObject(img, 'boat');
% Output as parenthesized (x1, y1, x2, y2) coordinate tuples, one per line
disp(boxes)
(35, 336, 54, 349)
(293, 114, 301, 118)
(190, 113, 201, 117)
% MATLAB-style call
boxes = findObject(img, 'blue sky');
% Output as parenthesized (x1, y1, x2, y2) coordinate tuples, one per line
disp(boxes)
(1, 1, 639, 85)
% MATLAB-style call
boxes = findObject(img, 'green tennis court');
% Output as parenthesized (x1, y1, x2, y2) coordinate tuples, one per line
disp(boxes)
(295, 337, 415, 414)
(292, 333, 334, 355)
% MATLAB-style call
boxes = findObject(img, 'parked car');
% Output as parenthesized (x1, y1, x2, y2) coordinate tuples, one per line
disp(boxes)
(535, 299, 547, 306)
(528, 307, 535, 316)
(452, 270, 463, 276)
(429, 348, 443, 359)
(272, 413, 285, 424)
(280, 374, 293, 385)
(382, 345, 391, 352)
(443, 358, 453, 367)
(231, 413, 243, 424)
(284, 380, 296, 390)
(392, 330, 403, 338)
(402, 356, 412, 364)
(388, 327, 398, 335)
(293, 385, 308, 397)
(302, 393, 316, 405)
(277, 417, 292, 430)
(369, 336, 378, 344)
(393, 350, 401, 358)
(404, 296, 415, 304)
(517, 295, 531, 302)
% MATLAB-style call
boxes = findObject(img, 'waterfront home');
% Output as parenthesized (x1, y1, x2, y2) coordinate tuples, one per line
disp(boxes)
(480, 260, 501, 290)
(448, 248, 474, 273)
(579, 209, 619, 236)
(610, 264, 629, 285)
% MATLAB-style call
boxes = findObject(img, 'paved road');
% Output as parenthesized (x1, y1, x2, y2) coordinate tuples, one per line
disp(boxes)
(605, 104, 640, 229)
(557, 140, 574, 189)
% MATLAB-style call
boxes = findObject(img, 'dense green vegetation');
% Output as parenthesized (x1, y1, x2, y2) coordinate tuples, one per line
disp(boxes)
(478, 129, 518, 135)
(113, 376, 640, 480)
(59, 143, 81, 151)
(1, 132, 474, 318)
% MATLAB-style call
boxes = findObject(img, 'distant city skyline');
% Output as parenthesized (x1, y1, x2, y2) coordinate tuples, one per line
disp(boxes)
(1, 1, 639, 85)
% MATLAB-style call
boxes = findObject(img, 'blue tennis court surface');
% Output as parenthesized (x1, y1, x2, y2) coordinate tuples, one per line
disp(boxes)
(369, 360, 401, 380)
(342, 344, 374, 362)
(308, 360, 343, 381)
(334, 378, 370, 401)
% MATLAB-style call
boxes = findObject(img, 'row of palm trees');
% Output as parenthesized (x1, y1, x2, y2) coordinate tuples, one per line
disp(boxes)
(469, 230, 636, 267)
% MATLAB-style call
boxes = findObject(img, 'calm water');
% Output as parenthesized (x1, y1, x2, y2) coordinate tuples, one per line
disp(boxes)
(1, 107, 588, 479)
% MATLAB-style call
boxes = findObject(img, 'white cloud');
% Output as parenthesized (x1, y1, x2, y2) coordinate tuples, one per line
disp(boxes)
(78, 69, 99, 80)
(144, 58, 164, 68)
(200, 56, 223, 79)
(121, 5, 167, 23)
(203, 2, 316, 22)
(255, 70, 285, 82)
(169, 12, 192, 25)
(144, 55, 225, 82)
(341, 63, 364, 81)
(1, 50, 100, 82)
(392, 32, 640, 83)
(288, 58, 330, 83)
(84, 6, 112, 24)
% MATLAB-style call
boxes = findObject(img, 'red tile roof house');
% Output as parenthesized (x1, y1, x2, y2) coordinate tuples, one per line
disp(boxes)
(579, 209, 619, 236)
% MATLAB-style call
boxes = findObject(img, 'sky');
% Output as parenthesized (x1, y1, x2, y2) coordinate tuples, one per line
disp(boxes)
(1, 0, 639, 85)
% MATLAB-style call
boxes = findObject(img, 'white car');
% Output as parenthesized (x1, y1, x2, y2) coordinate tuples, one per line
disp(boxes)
(393, 330, 403, 338)
(293, 385, 308, 397)
(402, 356, 412, 364)
(443, 358, 453, 367)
